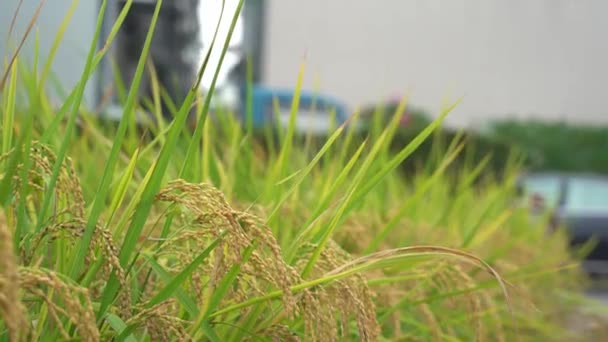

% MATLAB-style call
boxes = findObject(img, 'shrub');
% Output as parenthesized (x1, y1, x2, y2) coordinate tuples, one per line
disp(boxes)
(485, 119, 608, 174)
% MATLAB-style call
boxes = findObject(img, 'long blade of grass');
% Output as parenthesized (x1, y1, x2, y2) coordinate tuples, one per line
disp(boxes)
(351, 99, 460, 206)
(144, 257, 200, 317)
(104, 313, 137, 342)
(109, 159, 157, 240)
(2, 59, 18, 154)
(300, 127, 394, 277)
(469, 209, 513, 248)
(106, 147, 140, 225)
(458, 153, 492, 192)
(202, 113, 212, 181)
(69, 0, 160, 282)
(298, 102, 458, 275)
(364, 142, 465, 254)
(98, 0, 247, 320)
(460, 186, 511, 248)
(13, 59, 38, 248)
(296, 104, 420, 275)
(286, 140, 368, 259)
(2, 58, 36, 251)
(266, 118, 350, 224)
(146, 60, 167, 142)
(0, 127, 24, 206)
(33, 0, 106, 237)
(335, 107, 362, 165)
(200, 321, 222, 342)
(263, 60, 306, 198)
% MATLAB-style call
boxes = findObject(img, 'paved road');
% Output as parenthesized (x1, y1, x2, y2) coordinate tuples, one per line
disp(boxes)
(568, 279, 608, 338)
(586, 288, 608, 306)
(586, 275, 608, 305)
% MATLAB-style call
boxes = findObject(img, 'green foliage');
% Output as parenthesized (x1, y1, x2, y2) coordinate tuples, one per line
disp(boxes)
(486, 119, 608, 174)
(0, 1, 605, 341)
(353, 107, 608, 177)
(268, 104, 518, 182)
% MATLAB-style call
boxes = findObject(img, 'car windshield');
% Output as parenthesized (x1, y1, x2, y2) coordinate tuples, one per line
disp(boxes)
(564, 177, 608, 214)
(521, 176, 562, 208)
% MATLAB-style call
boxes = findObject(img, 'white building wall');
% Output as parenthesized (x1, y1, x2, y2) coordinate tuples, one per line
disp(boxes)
(263, 1, 608, 128)
(0, 0, 99, 107)
(2, 1, 607, 129)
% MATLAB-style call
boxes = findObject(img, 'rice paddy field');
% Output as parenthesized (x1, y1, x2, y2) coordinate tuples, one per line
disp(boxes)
(1, 1, 607, 341)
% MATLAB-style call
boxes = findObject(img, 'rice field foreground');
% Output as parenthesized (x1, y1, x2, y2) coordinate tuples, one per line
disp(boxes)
(1, 1, 608, 341)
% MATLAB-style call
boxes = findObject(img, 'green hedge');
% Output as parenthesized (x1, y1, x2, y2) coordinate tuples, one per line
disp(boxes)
(254, 105, 608, 178)
(485, 119, 608, 174)
(355, 104, 517, 179)
(376, 106, 608, 176)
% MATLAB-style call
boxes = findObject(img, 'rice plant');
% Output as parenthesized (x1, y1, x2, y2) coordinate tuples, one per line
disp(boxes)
(1, 0, 606, 341)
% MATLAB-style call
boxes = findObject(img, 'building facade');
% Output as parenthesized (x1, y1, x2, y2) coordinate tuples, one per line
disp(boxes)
(2, 1, 607, 128)
(263, 0, 608, 128)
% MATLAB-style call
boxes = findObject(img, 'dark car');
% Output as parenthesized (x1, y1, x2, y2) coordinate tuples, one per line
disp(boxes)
(517, 172, 608, 275)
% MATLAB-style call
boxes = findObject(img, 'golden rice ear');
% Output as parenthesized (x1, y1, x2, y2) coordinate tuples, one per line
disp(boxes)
(152, 180, 383, 341)
(243, 324, 301, 342)
(19, 268, 99, 341)
(154, 179, 299, 316)
(292, 240, 381, 341)
(8, 141, 129, 309)
(0, 210, 30, 342)
(126, 299, 191, 341)
(9, 141, 85, 222)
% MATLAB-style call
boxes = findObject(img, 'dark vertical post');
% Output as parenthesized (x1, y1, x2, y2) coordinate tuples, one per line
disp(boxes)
(243, 0, 266, 83)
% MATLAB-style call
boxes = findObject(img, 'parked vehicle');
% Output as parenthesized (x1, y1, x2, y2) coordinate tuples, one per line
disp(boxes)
(517, 172, 608, 275)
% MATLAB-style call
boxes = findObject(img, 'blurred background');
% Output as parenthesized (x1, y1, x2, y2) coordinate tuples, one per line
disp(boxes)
(3, 0, 600, 175)
(3, 1, 608, 128)
(265, 1, 608, 129)
(2, 0, 608, 334)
